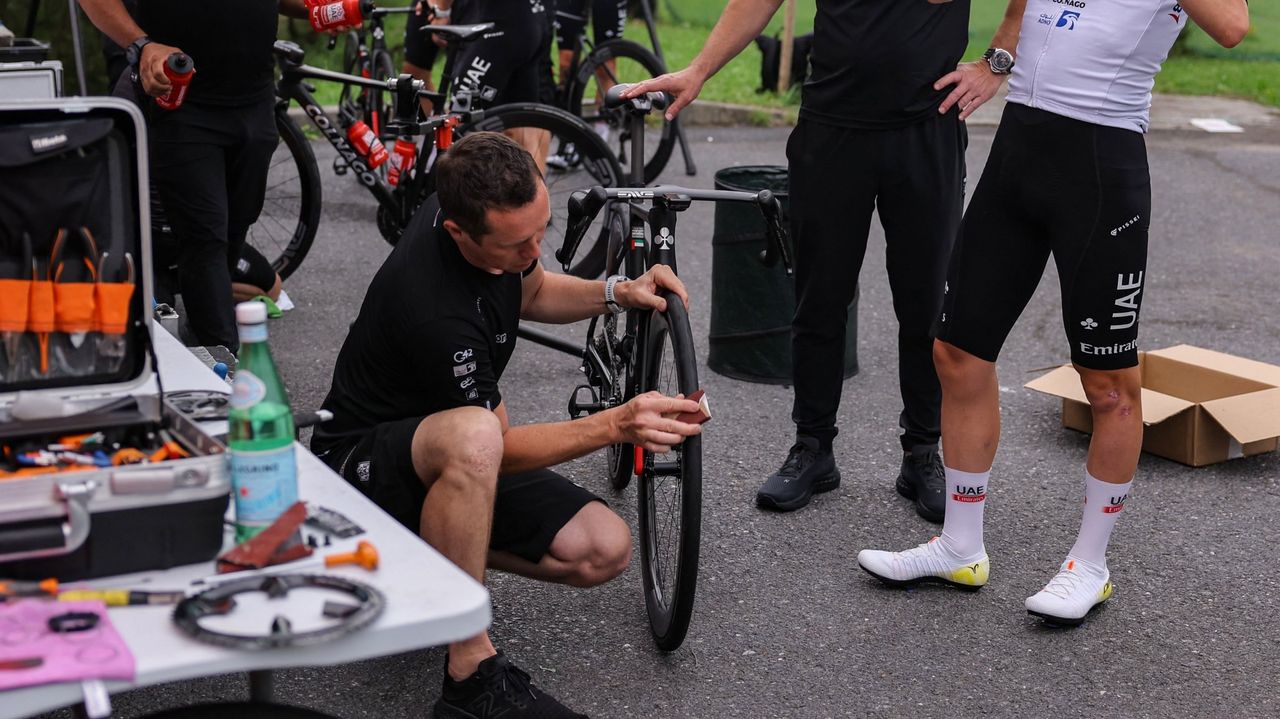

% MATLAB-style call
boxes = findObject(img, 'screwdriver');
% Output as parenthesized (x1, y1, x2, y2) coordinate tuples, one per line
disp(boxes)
(1, 578, 185, 605)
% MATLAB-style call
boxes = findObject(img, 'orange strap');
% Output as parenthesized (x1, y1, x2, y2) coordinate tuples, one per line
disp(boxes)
(53, 283, 97, 334)
(28, 280, 55, 333)
(95, 282, 135, 335)
(0, 279, 30, 333)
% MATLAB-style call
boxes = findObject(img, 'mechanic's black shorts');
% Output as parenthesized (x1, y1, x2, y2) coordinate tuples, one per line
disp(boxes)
(317, 416, 601, 564)
(448, 0, 555, 107)
(934, 102, 1151, 370)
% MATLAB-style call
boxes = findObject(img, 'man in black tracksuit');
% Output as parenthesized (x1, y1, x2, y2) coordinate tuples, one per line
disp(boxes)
(80, 0, 310, 352)
(627, 0, 972, 520)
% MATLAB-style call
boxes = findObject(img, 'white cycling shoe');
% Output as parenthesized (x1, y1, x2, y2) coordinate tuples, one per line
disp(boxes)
(1025, 557, 1114, 626)
(857, 537, 989, 591)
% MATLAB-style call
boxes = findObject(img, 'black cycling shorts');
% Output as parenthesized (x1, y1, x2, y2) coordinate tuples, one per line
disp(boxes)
(448, 0, 555, 108)
(555, 0, 628, 48)
(934, 102, 1151, 370)
(316, 415, 602, 564)
(403, 4, 439, 70)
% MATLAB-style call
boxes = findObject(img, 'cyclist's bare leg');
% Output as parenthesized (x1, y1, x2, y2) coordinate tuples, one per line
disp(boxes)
(1075, 365, 1142, 483)
(507, 127, 552, 176)
(486, 502, 631, 587)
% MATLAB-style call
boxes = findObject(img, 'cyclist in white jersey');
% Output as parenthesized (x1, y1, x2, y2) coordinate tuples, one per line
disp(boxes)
(856, 0, 1249, 626)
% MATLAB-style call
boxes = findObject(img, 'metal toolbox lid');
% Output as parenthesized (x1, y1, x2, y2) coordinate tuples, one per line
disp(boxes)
(0, 97, 157, 411)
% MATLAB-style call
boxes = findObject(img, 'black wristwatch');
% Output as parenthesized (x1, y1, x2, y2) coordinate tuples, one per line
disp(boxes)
(982, 47, 1015, 75)
(125, 35, 152, 67)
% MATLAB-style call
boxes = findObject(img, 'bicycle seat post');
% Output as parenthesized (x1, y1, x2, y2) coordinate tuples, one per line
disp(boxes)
(604, 84, 667, 186)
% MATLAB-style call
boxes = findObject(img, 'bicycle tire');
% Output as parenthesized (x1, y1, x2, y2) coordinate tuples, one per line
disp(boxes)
(565, 39, 675, 184)
(456, 103, 623, 279)
(369, 49, 397, 138)
(247, 109, 322, 280)
(637, 290, 702, 651)
(337, 31, 363, 119)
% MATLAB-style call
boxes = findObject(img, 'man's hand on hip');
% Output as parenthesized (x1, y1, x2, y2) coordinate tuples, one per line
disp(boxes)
(613, 391, 704, 453)
(138, 41, 181, 96)
(620, 67, 707, 122)
(616, 264, 690, 313)
(935, 60, 1007, 121)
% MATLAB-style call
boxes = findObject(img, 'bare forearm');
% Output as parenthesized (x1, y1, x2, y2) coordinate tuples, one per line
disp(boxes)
(689, 0, 785, 80)
(1180, 0, 1249, 48)
(521, 272, 608, 324)
(501, 411, 618, 474)
(990, 0, 1028, 54)
(77, 0, 145, 48)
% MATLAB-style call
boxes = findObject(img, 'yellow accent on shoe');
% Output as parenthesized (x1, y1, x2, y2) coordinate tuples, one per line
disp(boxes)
(946, 557, 990, 587)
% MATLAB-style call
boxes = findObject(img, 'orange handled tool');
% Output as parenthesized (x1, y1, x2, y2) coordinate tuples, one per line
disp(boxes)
(324, 541, 379, 571)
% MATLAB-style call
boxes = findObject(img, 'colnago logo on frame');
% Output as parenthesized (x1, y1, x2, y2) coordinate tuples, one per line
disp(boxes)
(953, 485, 986, 503)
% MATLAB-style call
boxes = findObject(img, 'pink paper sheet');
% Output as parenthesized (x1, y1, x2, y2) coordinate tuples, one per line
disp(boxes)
(0, 599, 136, 692)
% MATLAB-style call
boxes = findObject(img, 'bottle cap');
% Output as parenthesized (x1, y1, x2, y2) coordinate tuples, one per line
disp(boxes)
(236, 301, 268, 325)
(166, 52, 194, 74)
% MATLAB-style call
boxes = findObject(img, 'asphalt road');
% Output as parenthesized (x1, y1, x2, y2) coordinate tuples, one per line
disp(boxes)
(51, 123, 1280, 719)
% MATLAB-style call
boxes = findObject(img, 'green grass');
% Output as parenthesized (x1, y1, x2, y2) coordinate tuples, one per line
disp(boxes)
(649, 0, 1280, 109)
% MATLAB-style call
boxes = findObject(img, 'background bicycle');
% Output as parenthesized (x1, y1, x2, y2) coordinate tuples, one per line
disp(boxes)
(247, 34, 625, 281)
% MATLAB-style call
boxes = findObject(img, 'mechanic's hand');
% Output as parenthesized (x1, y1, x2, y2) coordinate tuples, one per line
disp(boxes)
(137, 41, 182, 97)
(430, 10, 451, 48)
(621, 67, 706, 121)
(935, 60, 1008, 121)
(613, 391, 704, 453)
(616, 264, 689, 313)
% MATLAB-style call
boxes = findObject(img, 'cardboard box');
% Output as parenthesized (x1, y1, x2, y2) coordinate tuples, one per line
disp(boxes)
(1025, 345, 1280, 467)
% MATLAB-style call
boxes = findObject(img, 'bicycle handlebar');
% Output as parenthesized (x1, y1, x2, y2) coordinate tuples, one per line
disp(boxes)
(603, 84, 669, 114)
(557, 186, 793, 277)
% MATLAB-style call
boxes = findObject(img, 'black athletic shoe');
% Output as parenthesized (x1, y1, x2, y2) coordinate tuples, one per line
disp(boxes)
(434, 653, 587, 719)
(895, 445, 946, 524)
(756, 436, 841, 512)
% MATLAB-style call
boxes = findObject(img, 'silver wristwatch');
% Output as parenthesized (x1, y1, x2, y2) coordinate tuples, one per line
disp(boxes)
(604, 275, 626, 314)
(983, 48, 1015, 75)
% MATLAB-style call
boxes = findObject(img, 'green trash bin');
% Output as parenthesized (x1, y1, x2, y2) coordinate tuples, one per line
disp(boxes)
(708, 165, 858, 384)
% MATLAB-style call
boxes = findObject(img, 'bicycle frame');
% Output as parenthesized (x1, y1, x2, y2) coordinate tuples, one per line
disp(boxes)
(274, 42, 456, 237)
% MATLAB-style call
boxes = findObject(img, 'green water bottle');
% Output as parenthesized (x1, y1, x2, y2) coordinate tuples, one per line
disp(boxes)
(228, 301, 298, 542)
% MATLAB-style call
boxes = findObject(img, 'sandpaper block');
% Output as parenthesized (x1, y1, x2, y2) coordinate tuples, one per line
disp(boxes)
(671, 389, 711, 425)
(216, 502, 313, 573)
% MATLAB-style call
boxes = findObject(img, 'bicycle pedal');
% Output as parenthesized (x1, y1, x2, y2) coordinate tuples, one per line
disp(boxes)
(332, 157, 349, 176)
(568, 384, 604, 418)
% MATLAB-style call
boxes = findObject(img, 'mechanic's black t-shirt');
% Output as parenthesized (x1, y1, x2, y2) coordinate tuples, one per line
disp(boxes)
(138, 0, 278, 105)
(312, 195, 523, 452)
(801, 0, 970, 129)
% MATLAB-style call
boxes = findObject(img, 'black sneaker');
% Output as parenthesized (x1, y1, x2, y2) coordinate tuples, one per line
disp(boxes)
(755, 436, 841, 512)
(434, 653, 587, 719)
(895, 445, 945, 524)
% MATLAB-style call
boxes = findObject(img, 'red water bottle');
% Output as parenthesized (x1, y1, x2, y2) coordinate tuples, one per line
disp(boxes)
(155, 53, 194, 111)
(387, 137, 417, 186)
(309, 0, 371, 33)
(347, 120, 389, 168)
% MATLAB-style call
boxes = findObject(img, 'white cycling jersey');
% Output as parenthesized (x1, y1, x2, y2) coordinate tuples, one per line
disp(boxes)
(1006, 0, 1188, 132)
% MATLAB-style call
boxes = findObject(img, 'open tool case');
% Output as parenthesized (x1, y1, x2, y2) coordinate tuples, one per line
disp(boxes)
(0, 98, 229, 581)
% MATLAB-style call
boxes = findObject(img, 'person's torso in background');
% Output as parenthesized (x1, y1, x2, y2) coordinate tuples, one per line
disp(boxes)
(138, 0, 279, 105)
(801, 0, 971, 129)
(1007, 0, 1187, 133)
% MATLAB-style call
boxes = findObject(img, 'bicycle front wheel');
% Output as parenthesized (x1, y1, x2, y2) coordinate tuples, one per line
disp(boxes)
(457, 103, 624, 279)
(637, 290, 702, 651)
(566, 39, 675, 184)
(247, 109, 322, 280)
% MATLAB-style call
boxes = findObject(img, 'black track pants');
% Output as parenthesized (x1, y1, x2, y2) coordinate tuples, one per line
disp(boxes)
(149, 98, 278, 352)
(787, 112, 966, 451)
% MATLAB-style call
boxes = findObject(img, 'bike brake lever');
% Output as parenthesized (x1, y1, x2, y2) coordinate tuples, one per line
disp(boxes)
(756, 190, 793, 276)
(558, 187, 608, 272)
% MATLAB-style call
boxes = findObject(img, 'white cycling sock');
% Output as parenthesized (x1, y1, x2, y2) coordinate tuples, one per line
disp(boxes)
(1067, 469, 1132, 568)
(938, 466, 989, 558)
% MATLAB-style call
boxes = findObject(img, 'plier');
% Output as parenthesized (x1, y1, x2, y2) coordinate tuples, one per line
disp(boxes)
(97, 249, 136, 359)
(0, 233, 34, 376)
